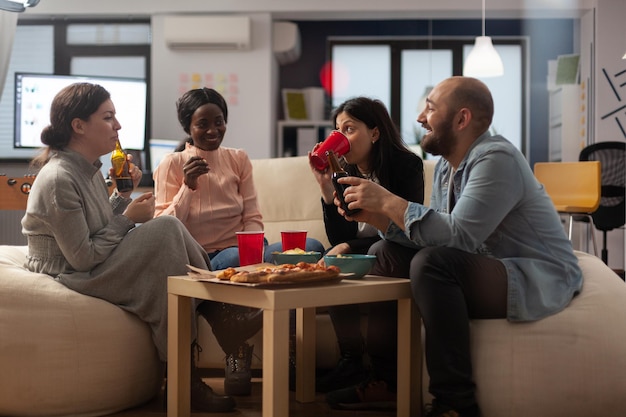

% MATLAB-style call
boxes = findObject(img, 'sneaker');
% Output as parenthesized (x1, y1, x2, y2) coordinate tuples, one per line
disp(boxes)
(315, 356, 369, 393)
(326, 378, 396, 410)
(224, 343, 254, 396)
(424, 400, 480, 417)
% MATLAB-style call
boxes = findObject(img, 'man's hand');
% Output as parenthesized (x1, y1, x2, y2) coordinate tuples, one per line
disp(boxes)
(336, 176, 409, 231)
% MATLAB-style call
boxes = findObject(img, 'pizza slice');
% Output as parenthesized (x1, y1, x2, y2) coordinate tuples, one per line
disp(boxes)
(226, 263, 340, 284)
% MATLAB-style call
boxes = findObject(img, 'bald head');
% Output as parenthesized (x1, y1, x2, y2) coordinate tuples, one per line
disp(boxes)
(438, 76, 494, 134)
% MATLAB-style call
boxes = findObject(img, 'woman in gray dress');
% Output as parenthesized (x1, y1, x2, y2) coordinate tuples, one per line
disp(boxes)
(21, 82, 235, 413)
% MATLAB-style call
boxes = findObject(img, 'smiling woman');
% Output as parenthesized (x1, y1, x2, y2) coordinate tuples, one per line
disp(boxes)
(152, 86, 325, 396)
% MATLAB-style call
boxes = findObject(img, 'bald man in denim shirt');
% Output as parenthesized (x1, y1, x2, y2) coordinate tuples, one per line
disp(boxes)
(325, 76, 582, 417)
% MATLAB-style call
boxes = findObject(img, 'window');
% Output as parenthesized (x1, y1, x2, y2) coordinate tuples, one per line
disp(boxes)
(329, 38, 527, 157)
(0, 24, 54, 160)
(0, 20, 151, 163)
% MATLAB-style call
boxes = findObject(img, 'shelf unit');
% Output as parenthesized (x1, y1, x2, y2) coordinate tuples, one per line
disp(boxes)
(548, 85, 582, 162)
(276, 120, 333, 158)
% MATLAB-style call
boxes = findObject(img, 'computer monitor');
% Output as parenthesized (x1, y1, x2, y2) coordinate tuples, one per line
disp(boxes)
(149, 139, 181, 172)
(14, 72, 148, 151)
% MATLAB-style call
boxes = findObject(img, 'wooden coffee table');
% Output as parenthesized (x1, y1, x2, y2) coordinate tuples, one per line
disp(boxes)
(167, 273, 422, 417)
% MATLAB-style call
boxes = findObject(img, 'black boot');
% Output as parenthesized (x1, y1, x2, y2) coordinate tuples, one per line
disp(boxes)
(190, 341, 236, 412)
(316, 354, 369, 393)
(288, 333, 297, 391)
(316, 336, 368, 393)
(224, 342, 254, 396)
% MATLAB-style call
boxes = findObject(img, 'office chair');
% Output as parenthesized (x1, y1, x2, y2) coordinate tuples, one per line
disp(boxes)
(534, 161, 601, 256)
(579, 141, 626, 265)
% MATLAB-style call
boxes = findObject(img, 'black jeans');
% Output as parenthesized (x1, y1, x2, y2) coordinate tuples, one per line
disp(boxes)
(197, 302, 263, 354)
(368, 240, 508, 409)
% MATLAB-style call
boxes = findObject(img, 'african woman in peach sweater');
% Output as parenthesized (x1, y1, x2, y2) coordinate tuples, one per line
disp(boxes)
(154, 88, 324, 396)
(154, 89, 263, 267)
(153, 88, 263, 397)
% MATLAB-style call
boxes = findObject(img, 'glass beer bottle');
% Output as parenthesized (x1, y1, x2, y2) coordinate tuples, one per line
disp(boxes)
(110, 139, 134, 193)
(326, 150, 361, 216)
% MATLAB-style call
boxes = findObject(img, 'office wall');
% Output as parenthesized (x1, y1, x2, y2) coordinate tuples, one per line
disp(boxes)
(280, 19, 577, 166)
(579, 0, 626, 272)
(592, 0, 626, 143)
(150, 13, 277, 159)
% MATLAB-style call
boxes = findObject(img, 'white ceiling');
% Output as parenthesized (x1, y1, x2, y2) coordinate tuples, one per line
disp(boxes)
(20, 0, 595, 20)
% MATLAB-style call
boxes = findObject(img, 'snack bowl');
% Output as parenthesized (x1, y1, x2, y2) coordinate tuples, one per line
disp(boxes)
(323, 254, 377, 279)
(272, 250, 322, 265)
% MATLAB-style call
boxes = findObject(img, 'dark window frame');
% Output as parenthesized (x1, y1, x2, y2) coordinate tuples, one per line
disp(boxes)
(327, 37, 528, 154)
(18, 19, 152, 157)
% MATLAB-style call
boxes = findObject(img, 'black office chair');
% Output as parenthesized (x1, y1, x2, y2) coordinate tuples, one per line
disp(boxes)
(579, 141, 626, 265)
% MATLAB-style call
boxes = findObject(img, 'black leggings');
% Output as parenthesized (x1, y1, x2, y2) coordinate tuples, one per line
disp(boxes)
(368, 240, 508, 408)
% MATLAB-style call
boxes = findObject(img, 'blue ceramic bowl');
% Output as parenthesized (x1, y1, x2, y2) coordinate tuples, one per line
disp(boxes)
(272, 251, 322, 265)
(323, 254, 377, 279)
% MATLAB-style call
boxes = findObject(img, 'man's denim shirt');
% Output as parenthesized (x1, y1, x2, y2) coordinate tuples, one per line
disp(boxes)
(384, 133, 582, 322)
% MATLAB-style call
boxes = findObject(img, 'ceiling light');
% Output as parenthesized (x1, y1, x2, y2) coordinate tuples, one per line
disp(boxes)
(463, 0, 504, 78)
(0, 0, 40, 13)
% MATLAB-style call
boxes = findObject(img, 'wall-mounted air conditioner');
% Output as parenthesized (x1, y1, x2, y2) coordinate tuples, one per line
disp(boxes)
(163, 15, 251, 50)
(273, 21, 301, 65)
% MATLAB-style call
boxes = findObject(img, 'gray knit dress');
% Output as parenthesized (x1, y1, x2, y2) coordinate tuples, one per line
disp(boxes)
(22, 149, 210, 361)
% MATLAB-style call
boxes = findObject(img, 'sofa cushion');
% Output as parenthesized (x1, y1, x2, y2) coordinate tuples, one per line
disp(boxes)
(0, 246, 162, 417)
(423, 251, 626, 416)
(250, 156, 330, 248)
(250, 155, 436, 249)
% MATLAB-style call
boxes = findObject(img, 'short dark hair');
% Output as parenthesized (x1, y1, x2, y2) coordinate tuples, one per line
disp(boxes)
(331, 96, 414, 188)
(176, 87, 228, 135)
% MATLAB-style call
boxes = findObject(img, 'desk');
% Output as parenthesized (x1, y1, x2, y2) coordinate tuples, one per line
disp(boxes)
(167, 275, 422, 417)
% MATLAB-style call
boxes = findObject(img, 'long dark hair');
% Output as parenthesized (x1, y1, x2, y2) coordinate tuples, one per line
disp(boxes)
(331, 96, 414, 189)
(31, 83, 111, 168)
(174, 87, 228, 152)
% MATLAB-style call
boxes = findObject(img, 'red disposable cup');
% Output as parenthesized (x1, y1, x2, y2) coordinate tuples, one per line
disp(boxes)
(236, 231, 265, 266)
(309, 130, 351, 171)
(281, 230, 308, 251)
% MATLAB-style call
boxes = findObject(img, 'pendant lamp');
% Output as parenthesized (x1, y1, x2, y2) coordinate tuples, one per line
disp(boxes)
(418, 20, 435, 114)
(0, 0, 39, 12)
(463, 0, 504, 77)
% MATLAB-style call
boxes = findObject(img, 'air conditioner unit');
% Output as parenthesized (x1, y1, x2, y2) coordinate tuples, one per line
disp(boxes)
(163, 15, 251, 50)
(273, 21, 301, 65)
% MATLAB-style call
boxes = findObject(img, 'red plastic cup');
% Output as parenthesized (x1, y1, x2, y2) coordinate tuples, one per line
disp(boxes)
(309, 130, 351, 171)
(281, 230, 308, 251)
(236, 231, 265, 266)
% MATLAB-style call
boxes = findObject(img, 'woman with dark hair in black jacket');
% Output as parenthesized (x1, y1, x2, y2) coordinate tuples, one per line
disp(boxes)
(309, 96, 424, 406)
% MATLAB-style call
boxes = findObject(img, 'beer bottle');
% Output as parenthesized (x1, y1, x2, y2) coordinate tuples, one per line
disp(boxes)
(326, 150, 361, 216)
(110, 139, 134, 193)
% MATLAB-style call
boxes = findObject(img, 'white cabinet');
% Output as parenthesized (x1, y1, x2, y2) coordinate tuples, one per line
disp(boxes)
(548, 85, 582, 162)
(276, 120, 333, 157)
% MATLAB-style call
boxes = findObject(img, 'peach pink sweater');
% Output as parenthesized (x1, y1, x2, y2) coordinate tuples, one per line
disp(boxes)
(153, 143, 263, 252)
